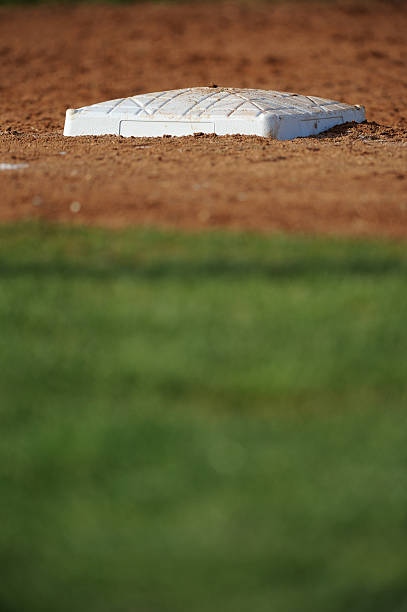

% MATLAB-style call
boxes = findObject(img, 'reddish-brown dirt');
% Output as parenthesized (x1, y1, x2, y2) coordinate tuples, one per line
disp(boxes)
(0, 1, 406, 237)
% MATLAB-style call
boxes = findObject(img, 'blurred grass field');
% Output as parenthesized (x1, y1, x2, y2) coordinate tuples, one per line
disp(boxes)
(1, 223, 407, 612)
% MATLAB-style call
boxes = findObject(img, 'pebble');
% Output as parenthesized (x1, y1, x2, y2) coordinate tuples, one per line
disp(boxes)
(70, 201, 81, 213)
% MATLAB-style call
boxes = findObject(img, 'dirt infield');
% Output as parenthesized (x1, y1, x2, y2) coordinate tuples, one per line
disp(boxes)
(1, 1, 406, 237)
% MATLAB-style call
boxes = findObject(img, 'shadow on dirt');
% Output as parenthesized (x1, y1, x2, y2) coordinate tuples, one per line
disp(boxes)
(315, 120, 404, 141)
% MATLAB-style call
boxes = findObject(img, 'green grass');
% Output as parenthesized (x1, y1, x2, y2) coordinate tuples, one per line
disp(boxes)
(1, 223, 407, 612)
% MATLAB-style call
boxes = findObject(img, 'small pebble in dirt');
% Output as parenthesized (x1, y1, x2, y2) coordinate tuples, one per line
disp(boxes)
(70, 201, 81, 213)
(59, 152, 67, 156)
(32, 195, 42, 206)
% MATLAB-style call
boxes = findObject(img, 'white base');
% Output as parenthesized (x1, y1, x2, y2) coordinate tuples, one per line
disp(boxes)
(64, 87, 365, 140)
